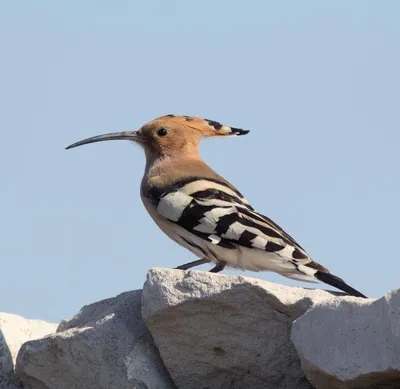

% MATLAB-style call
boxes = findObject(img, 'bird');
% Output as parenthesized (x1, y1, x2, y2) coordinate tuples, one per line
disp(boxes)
(66, 114, 367, 298)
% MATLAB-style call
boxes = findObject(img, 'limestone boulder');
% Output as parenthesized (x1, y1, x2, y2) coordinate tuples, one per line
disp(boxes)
(141, 268, 342, 389)
(10, 267, 397, 389)
(0, 312, 57, 389)
(291, 289, 400, 389)
(16, 290, 176, 389)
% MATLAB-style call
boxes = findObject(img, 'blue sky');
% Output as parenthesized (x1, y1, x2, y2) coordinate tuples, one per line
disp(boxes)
(1, 1, 399, 323)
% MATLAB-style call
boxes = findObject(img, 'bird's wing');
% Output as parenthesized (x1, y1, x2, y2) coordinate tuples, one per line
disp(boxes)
(150, 176, 323, 270)
(150, 176, 369, 298)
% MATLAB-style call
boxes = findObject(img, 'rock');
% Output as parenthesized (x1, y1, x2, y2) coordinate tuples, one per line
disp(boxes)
(16, 290, 176, 389)
(141, 268, 342, 389)
(0, 312, 57, 389)
(11, 268, 396, 389)
(291, 290, 400, 389)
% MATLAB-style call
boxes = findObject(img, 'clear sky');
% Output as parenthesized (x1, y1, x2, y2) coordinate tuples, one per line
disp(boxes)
(1, 1, 399, 323)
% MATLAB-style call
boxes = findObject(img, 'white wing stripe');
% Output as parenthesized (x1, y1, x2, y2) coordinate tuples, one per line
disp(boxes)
(193, 206, 236, 233)
(195, 198, 243, 207)
(251, 235, 269, 250)
(179, 180, 246, 202)
(222, 221, 286, 248)
(204, 206, 237, 221)
(157, 191, 192, 221)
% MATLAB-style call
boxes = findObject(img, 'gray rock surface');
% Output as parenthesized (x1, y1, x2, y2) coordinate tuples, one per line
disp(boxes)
(0, 312, 57, 389)
(141, 268, 341, 389)
(16, 290, 176, 389)
(291, 289, 400, 389)
(9, 268, 397, 389)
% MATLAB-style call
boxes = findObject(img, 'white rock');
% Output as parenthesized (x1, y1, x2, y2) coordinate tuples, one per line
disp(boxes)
(142, 267, 342, 389)
(0, 312, 57, 389)
(291, 290, 400, 389)
(16, 290, 176, 389)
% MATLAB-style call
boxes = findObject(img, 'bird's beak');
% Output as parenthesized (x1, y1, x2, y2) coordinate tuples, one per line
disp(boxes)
(65, 131, 145, 150)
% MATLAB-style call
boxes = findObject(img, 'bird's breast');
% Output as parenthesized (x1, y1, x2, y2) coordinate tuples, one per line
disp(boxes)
(141, 193, 178, 241)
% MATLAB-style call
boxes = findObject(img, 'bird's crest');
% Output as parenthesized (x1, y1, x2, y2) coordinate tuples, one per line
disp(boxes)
(150, 114, 250, 137)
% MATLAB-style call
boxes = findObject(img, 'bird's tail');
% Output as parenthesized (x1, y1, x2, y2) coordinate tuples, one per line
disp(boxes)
(314, 271, 367, 298)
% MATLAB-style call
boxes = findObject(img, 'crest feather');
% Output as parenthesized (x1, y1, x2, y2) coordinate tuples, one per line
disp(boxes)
(155, 114, 249, 137)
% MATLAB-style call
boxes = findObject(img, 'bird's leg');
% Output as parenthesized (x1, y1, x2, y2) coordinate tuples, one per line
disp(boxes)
(175, 258, 210, 270)
(209, 261, 226, 273)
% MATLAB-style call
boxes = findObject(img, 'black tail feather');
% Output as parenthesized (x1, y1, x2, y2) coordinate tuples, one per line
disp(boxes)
(315, 271, 367, 298)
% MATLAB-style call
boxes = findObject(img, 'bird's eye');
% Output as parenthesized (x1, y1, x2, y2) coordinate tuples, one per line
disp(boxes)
(157, 128, 168, 137)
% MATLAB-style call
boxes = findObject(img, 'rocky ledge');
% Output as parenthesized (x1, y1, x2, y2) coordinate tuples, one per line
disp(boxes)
(1, 268, 399, 389)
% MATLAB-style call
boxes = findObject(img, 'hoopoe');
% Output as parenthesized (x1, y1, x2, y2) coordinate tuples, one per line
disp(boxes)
(66, 114, 367, 298)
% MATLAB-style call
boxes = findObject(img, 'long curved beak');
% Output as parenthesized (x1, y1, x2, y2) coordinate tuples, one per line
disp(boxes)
(66, 131, 144, 150)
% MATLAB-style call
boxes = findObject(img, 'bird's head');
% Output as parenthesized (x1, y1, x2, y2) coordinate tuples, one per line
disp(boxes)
(66, 114, 249, 158)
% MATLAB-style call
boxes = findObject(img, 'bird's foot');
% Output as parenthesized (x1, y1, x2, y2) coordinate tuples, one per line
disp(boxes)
(175, 258, 209, 270)
(209, 261, 226, 273)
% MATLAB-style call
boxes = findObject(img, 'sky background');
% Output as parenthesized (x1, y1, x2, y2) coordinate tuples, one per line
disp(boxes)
(1, 1, 399, 323)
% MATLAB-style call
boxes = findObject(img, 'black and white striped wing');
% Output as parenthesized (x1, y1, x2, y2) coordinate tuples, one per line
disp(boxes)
(152, 177, 316, 268)
(150, 176, 369, 298)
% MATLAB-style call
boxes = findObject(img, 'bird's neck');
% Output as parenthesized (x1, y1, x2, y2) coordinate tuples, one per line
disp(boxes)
(141, 152, 226, 197)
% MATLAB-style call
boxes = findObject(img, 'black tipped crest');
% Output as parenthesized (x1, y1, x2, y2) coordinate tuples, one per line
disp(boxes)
(205, 119, 223, 130)
(156, 115, 250, 137)
(230, 127, 249, 136)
